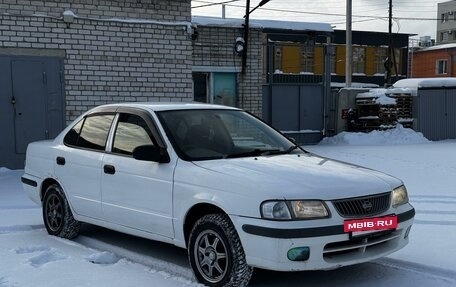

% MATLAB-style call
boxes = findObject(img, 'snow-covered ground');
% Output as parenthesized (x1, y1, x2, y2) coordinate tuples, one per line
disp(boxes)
(1, 126, 456, 286)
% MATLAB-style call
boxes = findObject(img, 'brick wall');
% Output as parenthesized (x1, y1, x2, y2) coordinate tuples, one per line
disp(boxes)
(192, 25, 263, 117)
(0, 0, 192, 122)
(411, 48, 456, 78)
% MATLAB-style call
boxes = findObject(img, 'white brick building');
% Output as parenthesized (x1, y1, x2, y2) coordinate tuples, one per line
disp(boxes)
(0, 0, 193, 168)
(1, 0, 193, 121)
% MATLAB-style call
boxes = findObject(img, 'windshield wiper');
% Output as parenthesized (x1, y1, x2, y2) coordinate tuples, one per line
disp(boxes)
(224, 149, 281, 159)
(285, 145, 299, 154)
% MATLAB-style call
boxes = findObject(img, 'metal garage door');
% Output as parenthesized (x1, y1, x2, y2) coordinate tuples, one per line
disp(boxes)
(263, 84, 324, 144)
(447, 89, 456, 139)
(417, 88, 456, 141)
(0, 55, 64, 169)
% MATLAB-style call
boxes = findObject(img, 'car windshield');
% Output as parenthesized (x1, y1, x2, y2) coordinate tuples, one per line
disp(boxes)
(157, 109, 300, 161)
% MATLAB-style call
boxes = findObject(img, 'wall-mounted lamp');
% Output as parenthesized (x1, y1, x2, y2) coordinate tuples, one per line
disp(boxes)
(62, 10, 76, 28)
(234, 37, 245, 56)
(191, 26, 199, 41)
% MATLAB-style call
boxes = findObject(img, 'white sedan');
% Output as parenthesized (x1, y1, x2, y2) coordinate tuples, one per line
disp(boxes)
(22, 103, 415, 287)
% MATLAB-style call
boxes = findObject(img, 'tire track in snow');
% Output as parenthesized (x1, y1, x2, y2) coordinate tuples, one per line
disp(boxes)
(411, 199, 456, 204)
(0, 225, 44, 234)
(71, 235, 200, 286)
(411, 195, 456, 200)
(411, 200, 456, 226)
(413, 219, 456, 226)
(415, 210, 456, 215)
(0, 277, 15, 287)
(375, 258, 456, 283)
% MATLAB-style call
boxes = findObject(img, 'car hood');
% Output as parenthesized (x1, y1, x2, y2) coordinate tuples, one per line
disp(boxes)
(193, 153, 402, 200)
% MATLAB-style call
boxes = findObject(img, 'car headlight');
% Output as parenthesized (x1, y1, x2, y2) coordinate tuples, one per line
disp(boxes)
(261, 200, 329, 220)
(392, 185, 409, 207)
(290, 201, 329, 219)
(261, 201, 292, 220)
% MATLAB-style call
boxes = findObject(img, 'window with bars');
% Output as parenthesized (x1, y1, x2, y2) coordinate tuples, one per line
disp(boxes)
(300, 46, 314, 74)
(374, 47, 388, 74)
(352, 47, 365, 74)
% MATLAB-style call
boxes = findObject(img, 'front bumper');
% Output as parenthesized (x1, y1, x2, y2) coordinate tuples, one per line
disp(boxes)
(230, 205, 414, 271)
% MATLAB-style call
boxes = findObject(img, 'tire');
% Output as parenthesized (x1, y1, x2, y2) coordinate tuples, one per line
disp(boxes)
(188, 214, 253, 287)
(42, 184, 80, 239)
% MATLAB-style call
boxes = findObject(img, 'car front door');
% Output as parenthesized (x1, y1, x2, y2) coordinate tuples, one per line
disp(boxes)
(101, 110, 175, 238)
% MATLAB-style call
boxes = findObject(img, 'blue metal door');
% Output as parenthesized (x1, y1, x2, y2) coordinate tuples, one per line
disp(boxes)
(0, 55, 64, 169)
(12, 59, 47, 154)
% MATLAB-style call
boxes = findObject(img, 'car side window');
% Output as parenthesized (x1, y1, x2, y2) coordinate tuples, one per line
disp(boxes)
(63, 118, 84, 146)
(76, 115, 114, 151)
(112, 113, 155, 156)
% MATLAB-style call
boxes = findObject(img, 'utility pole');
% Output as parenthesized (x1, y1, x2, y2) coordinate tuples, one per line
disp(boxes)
(386, 0, 393, 86)
(242, 0, 251, 74)
(345, 0, 352, 88)
(242, 0, 271, 74)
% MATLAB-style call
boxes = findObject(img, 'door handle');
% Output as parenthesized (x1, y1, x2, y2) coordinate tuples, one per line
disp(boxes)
(56, 157, 66, 166)
(103, 164, 116, 175)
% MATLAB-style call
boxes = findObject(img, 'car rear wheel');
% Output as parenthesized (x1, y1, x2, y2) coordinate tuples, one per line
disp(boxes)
(42, 184, 80, 239)
(188, 214, 252, 287)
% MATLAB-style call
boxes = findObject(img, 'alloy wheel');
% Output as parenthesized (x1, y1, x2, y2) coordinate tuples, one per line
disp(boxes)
(45, 193, 63, 232)
(193, 229, 229, 284)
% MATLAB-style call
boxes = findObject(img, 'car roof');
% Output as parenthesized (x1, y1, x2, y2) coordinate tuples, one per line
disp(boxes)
(97, 102, 240, 112)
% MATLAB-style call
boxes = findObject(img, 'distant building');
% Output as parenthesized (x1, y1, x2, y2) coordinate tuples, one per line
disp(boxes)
(437, 0, 456, 44)
(266, 30, 411, 87)
(410, 44, 456, 77)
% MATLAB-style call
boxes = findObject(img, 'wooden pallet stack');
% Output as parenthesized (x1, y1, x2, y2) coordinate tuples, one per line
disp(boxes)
(354, 89, 413, 132)
(387, 92, 413, 129)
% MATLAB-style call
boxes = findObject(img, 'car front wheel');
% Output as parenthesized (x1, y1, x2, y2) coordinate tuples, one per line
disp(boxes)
(42, 183, 80, 239)
(188, 214, 252, 287)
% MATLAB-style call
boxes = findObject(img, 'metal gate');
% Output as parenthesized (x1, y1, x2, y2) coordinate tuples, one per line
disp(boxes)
(0, 55, 65, 169)
(417, 88, 456, 141)
(262, 84, 324, 144)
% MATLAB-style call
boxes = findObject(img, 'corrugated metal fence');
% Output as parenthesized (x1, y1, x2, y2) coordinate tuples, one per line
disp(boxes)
(416, 87, 456, 141)
(262, 84, 324, 144)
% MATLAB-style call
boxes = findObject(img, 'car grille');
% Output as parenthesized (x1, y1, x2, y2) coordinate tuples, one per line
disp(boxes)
(332, 192, 391, 218)
(323, 230, 400, 262)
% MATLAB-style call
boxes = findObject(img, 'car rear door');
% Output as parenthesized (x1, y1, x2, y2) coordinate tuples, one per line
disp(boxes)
(55, 113, 115, 219)
(101, 109, 175, 238)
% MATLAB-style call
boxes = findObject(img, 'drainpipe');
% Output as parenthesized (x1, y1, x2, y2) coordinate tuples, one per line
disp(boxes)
(323, 36, 332, 137)
(345, 0, 352, 88)
(448, 49, 453, 76)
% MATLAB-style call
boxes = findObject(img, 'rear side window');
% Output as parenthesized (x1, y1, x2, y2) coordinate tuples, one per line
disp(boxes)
(112, 114, 154, 155)
(63, 119, 84, 146)
(64, 114, 114, 151)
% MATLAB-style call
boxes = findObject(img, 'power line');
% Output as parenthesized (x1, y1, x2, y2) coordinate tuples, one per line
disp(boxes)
(192, 0, 445, 22)
(331, 18, 382, 25)
(192, 0, 241, 9)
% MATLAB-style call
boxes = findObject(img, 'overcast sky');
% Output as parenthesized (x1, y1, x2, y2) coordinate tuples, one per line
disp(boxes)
(192, 0, 445, 40)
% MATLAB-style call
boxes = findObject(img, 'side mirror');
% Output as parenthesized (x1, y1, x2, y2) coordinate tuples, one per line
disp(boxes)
(132, 145, 170, 163)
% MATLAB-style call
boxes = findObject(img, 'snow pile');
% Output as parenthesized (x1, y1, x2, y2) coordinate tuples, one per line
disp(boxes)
(386, 87, 413, 95)
(394, 78, 456, 89)
(87, 251, 122, 265)
(320, 124, 430, 146)
(331, 82, 379, 88)
(0, 167, 11, 173)
(357, 89, 397, 105)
